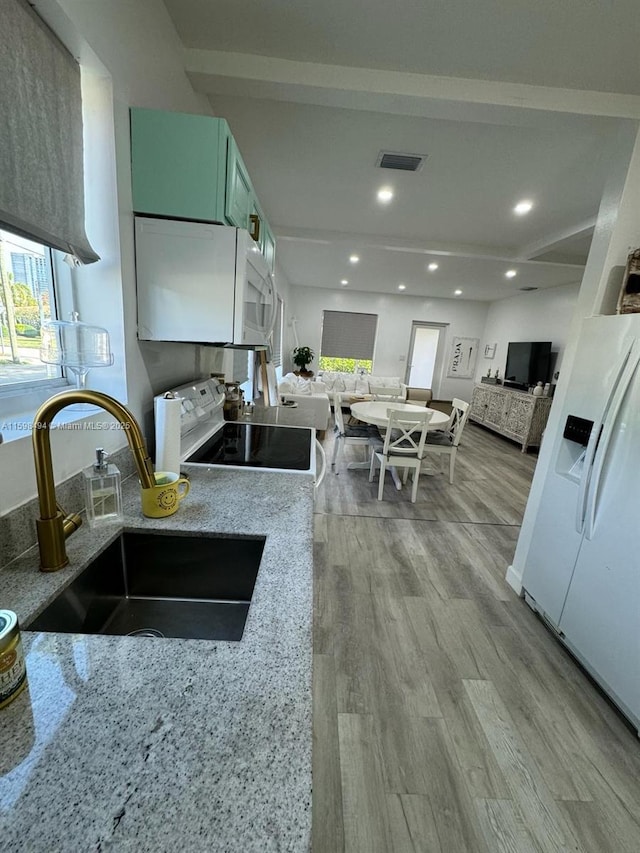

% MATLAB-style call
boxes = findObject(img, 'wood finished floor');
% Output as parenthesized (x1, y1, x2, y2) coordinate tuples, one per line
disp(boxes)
(312, 421, 640, 853)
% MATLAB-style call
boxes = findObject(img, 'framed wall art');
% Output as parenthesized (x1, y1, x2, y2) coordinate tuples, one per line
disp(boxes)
(484, 342, 497, 359)
(447, 336, 479, 379)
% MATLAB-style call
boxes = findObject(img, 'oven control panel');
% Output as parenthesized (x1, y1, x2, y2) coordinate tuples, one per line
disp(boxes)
(163, 378, 226, 437)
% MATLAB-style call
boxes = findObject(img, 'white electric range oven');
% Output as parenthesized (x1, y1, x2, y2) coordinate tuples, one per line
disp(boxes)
(157, 379, 321, 479)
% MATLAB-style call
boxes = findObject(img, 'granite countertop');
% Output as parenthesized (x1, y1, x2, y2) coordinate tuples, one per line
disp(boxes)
(0, 467, 314, 852)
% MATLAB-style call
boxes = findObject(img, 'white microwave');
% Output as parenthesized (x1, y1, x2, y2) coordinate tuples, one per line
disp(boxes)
(134, 216, 277, 346)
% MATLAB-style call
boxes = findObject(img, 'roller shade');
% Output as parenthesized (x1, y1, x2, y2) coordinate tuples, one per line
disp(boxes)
(271, 296, 283, 367)
(320, 310, 378, 360)
(0, 0, 99, 263)
(232, 348, 250, 384)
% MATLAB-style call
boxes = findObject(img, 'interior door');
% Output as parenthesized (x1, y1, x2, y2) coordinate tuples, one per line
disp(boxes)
(406, 323, 447, 395)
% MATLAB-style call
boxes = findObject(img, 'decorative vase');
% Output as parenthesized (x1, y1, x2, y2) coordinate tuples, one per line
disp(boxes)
(532, 382, 544, 397)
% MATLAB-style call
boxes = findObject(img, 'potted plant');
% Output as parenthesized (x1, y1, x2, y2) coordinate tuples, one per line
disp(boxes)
(292, 346, 315, 377)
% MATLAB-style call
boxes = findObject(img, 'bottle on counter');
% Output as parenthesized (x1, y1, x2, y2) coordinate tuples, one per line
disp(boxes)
(83, 448, 123, 527)
(0, 610, 28, 710)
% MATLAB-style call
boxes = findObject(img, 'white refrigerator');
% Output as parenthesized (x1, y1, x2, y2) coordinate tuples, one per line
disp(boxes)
(522, 314, 640, 731)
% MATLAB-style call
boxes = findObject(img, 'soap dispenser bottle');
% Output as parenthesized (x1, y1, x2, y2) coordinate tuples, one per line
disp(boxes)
(83, 448, 123, 527)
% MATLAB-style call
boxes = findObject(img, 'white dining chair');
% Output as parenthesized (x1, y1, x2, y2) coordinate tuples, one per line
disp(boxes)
(369, 384, 405, 403)
(423, 397, 470, 484)
(331, 393, 378, 472)
(368, 408, 433, 502)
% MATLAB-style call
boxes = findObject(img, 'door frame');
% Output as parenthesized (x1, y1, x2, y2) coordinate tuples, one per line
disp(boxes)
(405, 321, 449, 397)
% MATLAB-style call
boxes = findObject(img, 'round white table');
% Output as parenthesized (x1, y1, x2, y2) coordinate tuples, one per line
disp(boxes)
(350, 401, 449, 430)
(346, 402, 450, 483)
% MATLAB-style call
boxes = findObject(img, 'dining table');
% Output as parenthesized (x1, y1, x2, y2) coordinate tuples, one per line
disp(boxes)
(347, 401, 450, 487)
(350, 400, 450, 430)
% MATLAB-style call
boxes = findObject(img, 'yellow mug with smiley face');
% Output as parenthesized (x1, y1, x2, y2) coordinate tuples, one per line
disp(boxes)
(141, 472, 190, 518)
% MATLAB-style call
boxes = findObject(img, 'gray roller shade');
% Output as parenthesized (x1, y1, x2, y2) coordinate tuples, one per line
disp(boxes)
(232, 348, 250, 384)
(271, 296, 283, 367)
(0, 0, 99, 264)
(320, 310, 378, 360)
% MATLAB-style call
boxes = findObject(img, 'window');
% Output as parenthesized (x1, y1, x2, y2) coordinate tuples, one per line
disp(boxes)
(0, 227, 60, 389)
(319, 310, 377, 373)
(0, 0, 98, 399)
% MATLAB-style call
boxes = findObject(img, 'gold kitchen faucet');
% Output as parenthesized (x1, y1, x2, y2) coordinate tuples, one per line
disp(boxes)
(32, 390, 155, 571)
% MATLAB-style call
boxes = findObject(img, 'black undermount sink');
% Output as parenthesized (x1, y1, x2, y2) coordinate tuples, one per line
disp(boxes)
(28, 531, 265, 642)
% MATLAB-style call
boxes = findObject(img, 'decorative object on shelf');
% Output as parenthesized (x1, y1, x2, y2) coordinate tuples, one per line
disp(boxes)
(484, 342, 497, 359)
(481, 368, 500, 385)
(617, 249, 640, 314)
(292, 345, 315, 377)
(447, 336, 479, 379)
(533, 381, 544, 397)
(40, 312, 114, 411)
(495, 369, 500, 380)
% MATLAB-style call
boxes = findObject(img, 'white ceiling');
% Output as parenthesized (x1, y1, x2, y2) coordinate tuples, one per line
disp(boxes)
(162, 0, 640, 301)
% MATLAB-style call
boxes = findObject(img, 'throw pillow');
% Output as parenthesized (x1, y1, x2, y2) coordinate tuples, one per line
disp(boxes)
(320, 372, 336, 391)
(293, 377, 312, 395)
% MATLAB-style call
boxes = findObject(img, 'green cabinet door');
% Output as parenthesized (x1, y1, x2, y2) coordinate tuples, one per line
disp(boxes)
(225, 136, 253, 230)
(131, 107, 276, 265)
(261, 220, 276, 273)
(131, 108, 229, 222)
(249, 198, 276, 272)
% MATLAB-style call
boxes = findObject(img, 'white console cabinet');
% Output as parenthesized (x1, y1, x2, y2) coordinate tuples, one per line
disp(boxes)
(469, 384, 552, 452)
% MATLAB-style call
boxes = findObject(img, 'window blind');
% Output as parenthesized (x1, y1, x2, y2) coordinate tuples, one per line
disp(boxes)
(232, 348, 250, 384)
(0, 0, 99, 263)
(271, 296, 283, 367)
(320, 310, 378, 360)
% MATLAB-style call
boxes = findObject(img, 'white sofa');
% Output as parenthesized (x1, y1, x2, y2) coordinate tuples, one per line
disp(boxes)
(277, 373, 331, 432)
(317, 371, 407, 406)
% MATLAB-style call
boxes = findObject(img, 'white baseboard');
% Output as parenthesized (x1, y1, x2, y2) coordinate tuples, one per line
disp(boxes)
(505, 564, 523, 595)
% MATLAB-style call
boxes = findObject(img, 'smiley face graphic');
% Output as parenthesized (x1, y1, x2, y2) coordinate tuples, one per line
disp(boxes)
(158, 488, 178, 510)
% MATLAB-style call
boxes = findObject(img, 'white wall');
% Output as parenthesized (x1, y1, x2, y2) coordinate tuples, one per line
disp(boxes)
(475, 283, 580, 386)
(288, 286, 489, 401)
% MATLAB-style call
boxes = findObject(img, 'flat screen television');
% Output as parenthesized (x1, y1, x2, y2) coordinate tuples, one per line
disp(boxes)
(504, 341, 552, 390)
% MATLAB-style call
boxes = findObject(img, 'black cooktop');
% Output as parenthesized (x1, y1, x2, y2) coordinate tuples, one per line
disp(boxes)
(186, 422, 312, 470)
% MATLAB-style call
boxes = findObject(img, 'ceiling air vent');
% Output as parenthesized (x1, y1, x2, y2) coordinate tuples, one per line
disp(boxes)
(519, 286, 538, 291)
(376, 151, 426, 172)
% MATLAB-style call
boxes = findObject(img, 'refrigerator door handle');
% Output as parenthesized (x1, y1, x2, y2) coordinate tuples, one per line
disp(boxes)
(574, 343, 634, 534)
(584, 339, 640, 540)
(575, 422, 601, 534)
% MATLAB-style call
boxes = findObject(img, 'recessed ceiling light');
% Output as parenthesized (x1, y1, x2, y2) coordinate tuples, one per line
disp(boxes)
(454, 289, 462, 296)
(377, 187, 394, 203)
(428, 263, 439, 271)
(505, 269, 517, 279)
(340, 279, 348, 286)
(398, 284, 406, 291)
(349, 254, 360, 264)
(514, 200, 533, 215)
